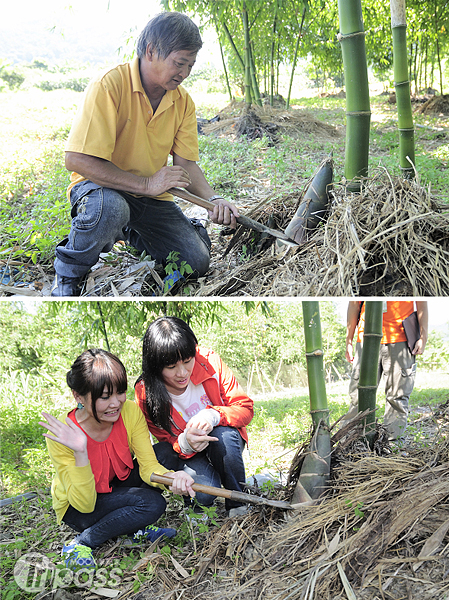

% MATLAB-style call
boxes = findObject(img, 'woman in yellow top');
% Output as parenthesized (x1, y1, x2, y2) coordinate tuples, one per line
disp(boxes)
(40, 349, 194, 571)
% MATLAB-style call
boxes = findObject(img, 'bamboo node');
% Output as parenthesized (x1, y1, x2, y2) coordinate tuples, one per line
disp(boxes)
(305, 350, 324, 357)
(337, 31, 366, 41)
(346, 111, 372, 117)
(394, 80, 411, 87)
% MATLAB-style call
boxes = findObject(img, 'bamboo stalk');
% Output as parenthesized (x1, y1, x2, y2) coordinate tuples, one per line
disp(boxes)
(390, 0, 415, 178)
(270, 1, 278, 106)
(358, 301, 383, 445)
(286, 6, 307, 110)
(241, 1, 253, 105)
(214, 16, 233, 102)
(291, 302, 330, 502)
(338, 0, 371, 191)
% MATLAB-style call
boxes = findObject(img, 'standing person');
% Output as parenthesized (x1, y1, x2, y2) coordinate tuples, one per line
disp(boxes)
(51, 11, 239, 296)
(342, 301, 428, 440)
(39, 349, 195, 570)
(135, 316, 254, 518)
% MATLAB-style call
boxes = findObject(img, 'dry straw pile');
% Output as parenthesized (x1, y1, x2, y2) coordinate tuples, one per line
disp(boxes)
(138, 405, 449, 600)
(196, 169, 449, 297)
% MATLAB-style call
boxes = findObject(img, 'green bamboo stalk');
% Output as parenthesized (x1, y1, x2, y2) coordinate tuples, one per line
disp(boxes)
(248, 36, 262, 107)
(270, 1, 278, 106)
(241, 1, 262, 107)
(217, 32, 233, 102)
(221, 20, 245, 73)
(337, 0, 371, 191)
(241, 1, 253, 105)
(390, 0, 415, 178)
(286, 6, 307, 110)
(358, 301, 383, 446)
(291, 302, 330, 503)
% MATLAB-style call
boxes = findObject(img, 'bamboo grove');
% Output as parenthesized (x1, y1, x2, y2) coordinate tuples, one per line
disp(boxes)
(163, 0, 448, 105)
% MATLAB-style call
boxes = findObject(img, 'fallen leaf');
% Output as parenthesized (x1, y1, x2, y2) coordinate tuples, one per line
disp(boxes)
(170, 555, 189, 578)
(413, 517, 449, 572)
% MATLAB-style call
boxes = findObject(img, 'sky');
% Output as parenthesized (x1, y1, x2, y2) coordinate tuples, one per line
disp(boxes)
(1, 0, 219, 67)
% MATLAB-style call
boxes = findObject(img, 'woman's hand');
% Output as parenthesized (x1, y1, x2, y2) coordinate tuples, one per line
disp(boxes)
(185, 426, 218, 452)
(163, 471, 196, 498)
(186, 408, 219, 434)
(39, 412, 89, 466)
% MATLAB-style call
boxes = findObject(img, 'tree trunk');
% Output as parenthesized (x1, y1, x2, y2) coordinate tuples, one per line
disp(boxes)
(292, 302, 331, 503)
(390, 0, 415, 178)
(358, 301, 383, 447)
(338, 0, 371, 191)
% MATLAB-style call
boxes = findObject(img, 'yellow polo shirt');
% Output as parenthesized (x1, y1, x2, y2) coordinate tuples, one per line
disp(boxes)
(65, 57, 199, 202)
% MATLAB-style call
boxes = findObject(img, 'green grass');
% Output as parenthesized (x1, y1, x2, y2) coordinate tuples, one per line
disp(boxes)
(1, 364, 448, 599)
(1, 81, 447, 269)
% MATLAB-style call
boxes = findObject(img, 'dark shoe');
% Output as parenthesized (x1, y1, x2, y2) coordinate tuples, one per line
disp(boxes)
(131, 524, 177, 543)
(50, 274, 82, 297)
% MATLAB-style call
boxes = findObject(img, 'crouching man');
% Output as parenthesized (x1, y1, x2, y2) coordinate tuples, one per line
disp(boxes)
(51, 11, 238, 296)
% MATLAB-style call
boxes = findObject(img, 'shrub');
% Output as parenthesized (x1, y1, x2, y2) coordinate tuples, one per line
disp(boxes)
(36, 77, 89, 92)
(0, 66, 25, 90)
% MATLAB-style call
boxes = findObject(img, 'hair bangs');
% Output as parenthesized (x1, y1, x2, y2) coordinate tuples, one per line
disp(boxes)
(157, 333, 196, 369)
(89, 354, 128, 404)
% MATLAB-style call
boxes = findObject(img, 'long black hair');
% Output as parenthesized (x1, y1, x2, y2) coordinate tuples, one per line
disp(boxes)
(67, 349, 127, 423)
(139, 317, 197, 434)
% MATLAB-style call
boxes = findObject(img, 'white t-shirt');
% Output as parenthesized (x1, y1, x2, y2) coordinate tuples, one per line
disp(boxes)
(169, 381, 213, 422)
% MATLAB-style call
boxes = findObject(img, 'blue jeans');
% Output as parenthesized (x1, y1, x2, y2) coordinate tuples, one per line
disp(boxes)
(153, 426, 246, 511)
(54, 181, 211, 279)
(62, 460, 166, 549)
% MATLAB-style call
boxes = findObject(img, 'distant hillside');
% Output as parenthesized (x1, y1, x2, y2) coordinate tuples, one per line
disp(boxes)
(0, 16, 132, 66)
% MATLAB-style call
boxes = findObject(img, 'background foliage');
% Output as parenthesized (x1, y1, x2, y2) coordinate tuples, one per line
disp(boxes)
(1, 299, 449, 499)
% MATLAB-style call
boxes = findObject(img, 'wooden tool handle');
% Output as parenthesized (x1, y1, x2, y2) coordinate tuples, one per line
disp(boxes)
(169, 187, 216, 211)
(150, 472, 233, 500)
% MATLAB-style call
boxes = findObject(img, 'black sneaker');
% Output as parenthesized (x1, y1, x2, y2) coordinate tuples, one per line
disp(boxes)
(50, 274, 82, 297)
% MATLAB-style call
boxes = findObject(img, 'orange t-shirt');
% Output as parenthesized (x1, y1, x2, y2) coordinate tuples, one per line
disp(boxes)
(356, 301, 414, 344)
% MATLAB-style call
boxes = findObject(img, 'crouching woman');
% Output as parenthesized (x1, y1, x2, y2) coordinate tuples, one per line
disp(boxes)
(135, 316, 254, 518)
(40, 349, 194, 571)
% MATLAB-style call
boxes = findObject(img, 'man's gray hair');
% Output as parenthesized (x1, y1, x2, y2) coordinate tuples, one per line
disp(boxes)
(137, 12, 202, 59)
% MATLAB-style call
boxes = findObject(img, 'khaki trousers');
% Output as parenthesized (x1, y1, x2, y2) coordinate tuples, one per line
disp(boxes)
(343, 341, 416, 440)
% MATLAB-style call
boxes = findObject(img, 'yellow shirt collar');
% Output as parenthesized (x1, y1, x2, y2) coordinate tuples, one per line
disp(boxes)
(130, 57, 180, 112)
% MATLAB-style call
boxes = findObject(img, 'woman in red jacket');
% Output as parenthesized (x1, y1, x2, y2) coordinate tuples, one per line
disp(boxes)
(135, 316, 254, 518)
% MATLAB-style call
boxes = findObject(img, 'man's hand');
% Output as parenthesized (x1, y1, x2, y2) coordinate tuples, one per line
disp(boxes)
(208, 198, 239, 228)
(412, 338, 426, 355)
(144, 166, 191, 197)
(346, 339, 354, 363)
